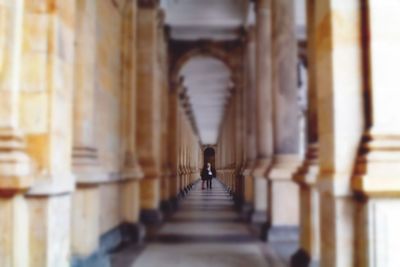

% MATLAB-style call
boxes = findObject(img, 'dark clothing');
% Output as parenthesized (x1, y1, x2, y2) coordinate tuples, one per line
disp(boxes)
(201, 166, 216, 180)
(206, 178, 212, 189)
(201, 166, 216, 189)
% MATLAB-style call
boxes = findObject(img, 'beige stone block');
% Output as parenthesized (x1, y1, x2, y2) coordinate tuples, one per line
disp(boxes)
(0, 91, 16, 126)
(368, 0, 400, 135)
(25, 0, 50, 13)
(57, 0, 75, 30)
(20, 91, 48, 133)
(71, 186, 100, 256)
(99, 183, 121, 235)
(140, 178, 161, 210)
(120, 180, 140, 223)
(20, 52, 47, 92)
(299, 186, 320, 260)
(356, 198, 400, 267)
(244, 174, 254, 203)
(28, 194, 71, 267)
(23, 14, 48, 52)
(253, 176, 267, 213)
(57, 21, 75, 63)
(0, 195, 29, 267)
(271, 181, 299, 226)
(319, 193, 354, 267)
(26, 134, 50, 176)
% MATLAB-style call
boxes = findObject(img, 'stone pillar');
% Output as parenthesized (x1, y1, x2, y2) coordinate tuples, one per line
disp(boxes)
(229, 95, 237, 194)
(266, 0, 302, 242)
(352, 1, 400, 266)
(168, 80, 180, 209)
(177, 105, 183, 195)
(137, 0, 162, 224)
(71, 0, 103, 256)
(241, 26, 257, 219)
(251, 0, 273, 228)
(119, 0, 144, 244)
(292, 0, 320, 265)
(178, 99, 185, 196)
(20, 1, 76, 266)
(0, 1, 31, 266)
(235, 83, 244, 199)
(314, 0, 364, 266)
(159, 22, 172, 213)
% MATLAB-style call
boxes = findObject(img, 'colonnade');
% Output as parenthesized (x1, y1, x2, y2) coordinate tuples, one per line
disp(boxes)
(1, 0, 400, 266)
(216, 0, 400, 267)
(0, 1, 201, 266)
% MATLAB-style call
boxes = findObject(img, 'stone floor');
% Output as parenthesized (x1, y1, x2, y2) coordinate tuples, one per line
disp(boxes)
(112, 180, 295, 267)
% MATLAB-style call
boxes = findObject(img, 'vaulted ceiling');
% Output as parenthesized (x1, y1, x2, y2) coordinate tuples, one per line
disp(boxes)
(180, 56, 233, 145)
(162, 0, 248, 41)
(162, 0, 306, 145)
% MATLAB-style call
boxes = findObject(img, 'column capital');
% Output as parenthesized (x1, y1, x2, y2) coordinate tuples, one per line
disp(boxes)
(138, 0, 159, 9)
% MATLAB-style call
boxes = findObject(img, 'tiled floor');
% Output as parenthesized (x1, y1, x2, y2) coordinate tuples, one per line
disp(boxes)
(112, 180, 291, 267)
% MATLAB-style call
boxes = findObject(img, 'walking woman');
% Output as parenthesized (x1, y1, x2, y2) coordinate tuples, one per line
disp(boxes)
(201, 162, 216, 189)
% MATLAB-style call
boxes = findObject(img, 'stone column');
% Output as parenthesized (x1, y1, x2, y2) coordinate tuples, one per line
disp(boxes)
(177, 101, 185, 196)
(137, 0, 163, 224)
(119, 0, 144, 244)
(21, 1, 76, 266)
(72, 0, 102, 181)
(292, 0, 320, 265)
(71, 0, 103, 256)
(159, 21, 172, 213)
(235, 84, 244, 199)
(168, 80, 180, 209)
(251, 0, 273, 228)
(178, 105, 184, 195)
(229, 96, 236, 193)
(352, 1, 400, 266)
(0, 1, 31, 266)
(266, 0, 302, 242)
(241, 26, 257, 219)
(314, 0, 364, 266)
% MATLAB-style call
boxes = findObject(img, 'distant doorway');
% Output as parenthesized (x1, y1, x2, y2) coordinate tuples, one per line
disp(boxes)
(203, 147, 216, 168)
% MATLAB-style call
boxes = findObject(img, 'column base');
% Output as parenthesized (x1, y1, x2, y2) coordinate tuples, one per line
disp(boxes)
(71, 252, 110, 267)
(250, 210, 267, 223)
(120, 222, 146, 244)
(266, 226, 299, 242)
(233, 195, 244, 209)
(71, 222, 144, 267)
(179, 189, 186, 198)
(249, 210, 269, 240)
(238, 202, 253, 221)
(170, 196, 180, 211)
(161, 200, 173, 214)
(290, 249, 319, 267)
(140, 209, 163, 225)
(249, 221, 269, 241)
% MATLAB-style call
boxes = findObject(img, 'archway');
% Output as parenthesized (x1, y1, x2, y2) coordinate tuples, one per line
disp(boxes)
(179, 55, 234, 145)
(203, 146, 216, 168)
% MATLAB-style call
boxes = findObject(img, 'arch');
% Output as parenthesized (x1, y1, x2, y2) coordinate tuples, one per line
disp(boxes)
(203, 147, 216, 168)
(204, 147, 215, 158)
(171, 44, 236, 86)
(179, 55, 232, 145)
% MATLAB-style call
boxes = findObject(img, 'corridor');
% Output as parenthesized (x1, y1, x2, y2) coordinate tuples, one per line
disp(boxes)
(113, 180, 288, 267)
(1, 0, 400, 266)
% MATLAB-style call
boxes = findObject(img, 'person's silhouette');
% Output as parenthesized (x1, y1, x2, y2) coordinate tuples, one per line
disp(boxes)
(201, 162, 216, 189)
